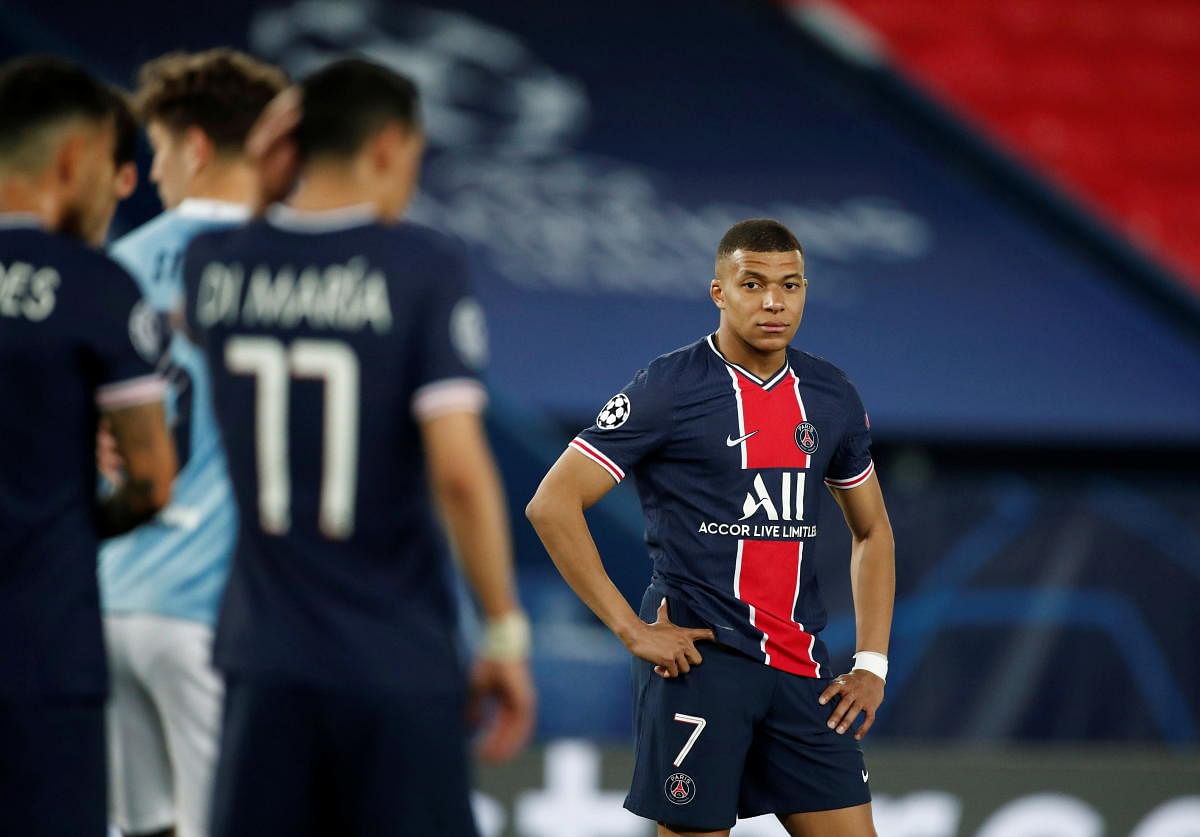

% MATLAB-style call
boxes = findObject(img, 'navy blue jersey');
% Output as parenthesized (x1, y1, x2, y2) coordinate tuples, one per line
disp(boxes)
(573, 335, 874, 678)
(183, 205, 488, 695)
(0, 218, 164, 699)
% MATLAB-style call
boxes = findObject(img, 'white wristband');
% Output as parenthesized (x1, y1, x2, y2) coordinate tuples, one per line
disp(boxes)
(481, 610, 532, 662)
(852, 651, 888, 682)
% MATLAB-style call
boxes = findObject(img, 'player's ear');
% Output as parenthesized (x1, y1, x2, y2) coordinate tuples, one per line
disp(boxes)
(115, 162, 138, 200)
(184, 126, 213, 175)
(710, 276, 726, 310)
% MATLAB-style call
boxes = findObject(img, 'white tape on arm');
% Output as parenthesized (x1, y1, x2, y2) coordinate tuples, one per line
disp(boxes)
(852, 650, 888, 682)
(481, 610, 532, 662)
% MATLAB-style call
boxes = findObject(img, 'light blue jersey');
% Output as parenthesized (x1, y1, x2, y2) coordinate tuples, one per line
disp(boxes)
(99, 199, 249, 625)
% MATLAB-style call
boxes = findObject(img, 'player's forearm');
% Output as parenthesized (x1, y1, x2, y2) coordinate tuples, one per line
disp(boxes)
(526, 497, 643, 643)
(849, 527, 895, 655)
(435, 457, 520, 620)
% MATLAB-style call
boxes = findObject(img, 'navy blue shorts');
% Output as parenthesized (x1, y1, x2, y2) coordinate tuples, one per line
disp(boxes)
(0, 698, 106, 836)
(624, 590, 871, 832)
(210, 676, 478, 837)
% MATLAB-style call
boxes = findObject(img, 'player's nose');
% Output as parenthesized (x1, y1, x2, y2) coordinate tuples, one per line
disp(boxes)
(762, 291, 784, 311)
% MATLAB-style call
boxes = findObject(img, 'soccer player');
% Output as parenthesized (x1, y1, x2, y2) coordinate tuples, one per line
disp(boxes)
(97, 50, 286, 837)
(0, 56, 176, 836)
(182, 58, 535, 836)
(527, 219, 896, 837)
(83, 85, 139, 248)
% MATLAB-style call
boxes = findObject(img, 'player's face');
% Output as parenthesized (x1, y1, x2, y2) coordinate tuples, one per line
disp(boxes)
(712, 249, 807, 355)
(83, 160, 137, 247)
(55, 121, 119, 242)
(147, 121, 190, 209)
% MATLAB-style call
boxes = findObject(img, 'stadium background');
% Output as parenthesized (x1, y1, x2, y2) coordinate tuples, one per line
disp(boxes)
(4, 0, 1198, 833)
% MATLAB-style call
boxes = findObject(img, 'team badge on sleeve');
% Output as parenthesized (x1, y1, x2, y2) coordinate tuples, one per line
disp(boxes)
(128, 300, 164, 363)
(595, 392, 631, 430)
(795, 421, 819, 454)
(664, 772, 695, 805)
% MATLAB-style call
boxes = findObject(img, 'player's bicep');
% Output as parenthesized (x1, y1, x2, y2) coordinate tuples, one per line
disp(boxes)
(103, 399, 177, 509)
(828, 472, 890, 542)
(535, 446, 621, 513)
(419, 408, 493, 494)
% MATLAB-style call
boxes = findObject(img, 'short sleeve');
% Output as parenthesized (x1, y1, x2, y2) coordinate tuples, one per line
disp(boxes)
(571, 366, 672, 484)
(89, 259, 166, 411)
(410, 242, 489, 421)
(824, 379, 874, 490)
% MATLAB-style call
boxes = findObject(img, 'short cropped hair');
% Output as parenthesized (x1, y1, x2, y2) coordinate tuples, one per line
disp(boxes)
(716, 218, 804, 262)
(0, 56, 114, 172)
(107, 86, 138, 166)
(297, 58, 420, 160)
(134, 49, 286, 153)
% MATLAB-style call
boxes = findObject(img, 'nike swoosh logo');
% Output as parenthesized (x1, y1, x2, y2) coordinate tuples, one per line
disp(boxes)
(725, 430, 759, 447)
(862, 770, 869, 782)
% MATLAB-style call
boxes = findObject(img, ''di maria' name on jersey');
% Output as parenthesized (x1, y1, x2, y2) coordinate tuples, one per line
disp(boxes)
(195, 258, 393, 333)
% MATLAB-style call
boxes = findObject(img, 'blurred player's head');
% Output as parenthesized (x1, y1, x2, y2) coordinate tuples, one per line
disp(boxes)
(134, 49, 286, 209)
(711, 219, 807, 355)
(294, 58, 424, 220)
(0, 56, 120, 239)
(82, 85, 139, 246)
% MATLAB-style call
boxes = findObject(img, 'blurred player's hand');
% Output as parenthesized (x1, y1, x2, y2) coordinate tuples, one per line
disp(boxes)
(468, 657, 536, 764)
(246, 86, 302, 214)
(96, 417, 125, 486)
(629, 598, 715, 679)
(818, 669, 885, 741)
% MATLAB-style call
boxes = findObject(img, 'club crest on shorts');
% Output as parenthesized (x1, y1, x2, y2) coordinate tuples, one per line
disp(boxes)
(664, 772, 696, 805)
(795, 421, 819, 454)
(595, 393, 631, 430)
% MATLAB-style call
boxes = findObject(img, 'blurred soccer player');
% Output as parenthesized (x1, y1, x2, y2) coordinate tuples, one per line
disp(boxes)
(528, 219, 896, 837)
(82, 85, 138, 247)
(96, 49, 285, 837)
(182, 58, 535, 836)
(0, 56, 176, 836)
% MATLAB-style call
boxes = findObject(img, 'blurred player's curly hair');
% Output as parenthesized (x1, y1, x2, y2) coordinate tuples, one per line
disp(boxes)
(134, 49, 286, 153)
(717, 219, 805, 261)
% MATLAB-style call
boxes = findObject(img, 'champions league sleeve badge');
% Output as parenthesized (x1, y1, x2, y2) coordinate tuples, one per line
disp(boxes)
(595, 392, 631, 430)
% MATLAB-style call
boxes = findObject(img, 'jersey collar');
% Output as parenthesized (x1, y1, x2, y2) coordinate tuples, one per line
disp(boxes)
(176, 198, 251, 222)
(0, 212, 43, 229)
(706, 333, 791, 389)
(265, 202, 378, 232)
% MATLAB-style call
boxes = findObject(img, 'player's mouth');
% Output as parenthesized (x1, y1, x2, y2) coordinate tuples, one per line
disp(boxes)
(758, 322, 789, 333)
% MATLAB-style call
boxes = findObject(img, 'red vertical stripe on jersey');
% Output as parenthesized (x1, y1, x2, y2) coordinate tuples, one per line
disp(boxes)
(737, 540, 818, 677)
(738, 370, 809, 470)
(729, 367, 820, 678)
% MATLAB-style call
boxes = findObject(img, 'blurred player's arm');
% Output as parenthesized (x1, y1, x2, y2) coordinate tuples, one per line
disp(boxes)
(526, 448, 714, 678)
(96, 400, 176, 536)
(421, 409, 534, 763)
(821, 471, 895, 740)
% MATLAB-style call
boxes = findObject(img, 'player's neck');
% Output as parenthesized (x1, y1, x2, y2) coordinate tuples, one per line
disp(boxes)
(0, 179, 50, 224)
(287, 165, 382, 217)
(712, 326, 788, 380)
(187, 161, 258, 207)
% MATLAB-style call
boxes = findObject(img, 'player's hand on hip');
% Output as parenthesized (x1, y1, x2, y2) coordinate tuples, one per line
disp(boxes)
(819, 669, 885, 740)
(96, 418, 126, 486)
(627, 598, 715, 679)
(467, 657, 537, 764)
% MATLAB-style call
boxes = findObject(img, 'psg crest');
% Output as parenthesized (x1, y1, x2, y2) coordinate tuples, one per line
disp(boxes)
(795, 422, 819, 454)
(664, 772, 696, 805)
(596, 393, 631, 430)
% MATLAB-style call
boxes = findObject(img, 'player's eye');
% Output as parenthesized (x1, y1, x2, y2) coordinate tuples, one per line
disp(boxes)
(742, 281, 759, 290)
(785, 282, 801, 290)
